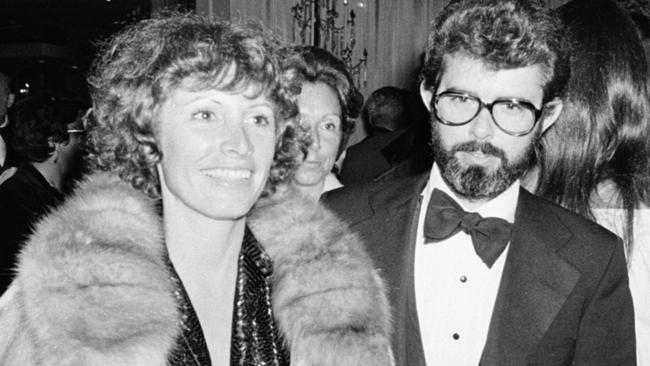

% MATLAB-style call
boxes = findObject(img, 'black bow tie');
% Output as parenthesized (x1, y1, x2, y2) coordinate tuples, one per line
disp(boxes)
(424, 189, 513, 268)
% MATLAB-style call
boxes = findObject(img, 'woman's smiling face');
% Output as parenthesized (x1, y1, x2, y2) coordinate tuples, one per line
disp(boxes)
(156, 85, 277, 220)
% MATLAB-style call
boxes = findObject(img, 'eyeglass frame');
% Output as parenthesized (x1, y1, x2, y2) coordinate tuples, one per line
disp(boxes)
(66, 129, 85, 134)
(432, 90, 545, 137)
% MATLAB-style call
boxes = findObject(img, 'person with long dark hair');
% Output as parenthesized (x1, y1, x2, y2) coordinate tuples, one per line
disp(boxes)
(532, 0, 649, 362)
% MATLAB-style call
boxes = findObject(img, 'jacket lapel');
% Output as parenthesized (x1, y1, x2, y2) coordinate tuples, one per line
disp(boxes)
(480, 189, 580, 366)
(363, 173, 429, 366)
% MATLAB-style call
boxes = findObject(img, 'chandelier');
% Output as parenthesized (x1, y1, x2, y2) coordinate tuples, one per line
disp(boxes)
(291, 0, 368, 88)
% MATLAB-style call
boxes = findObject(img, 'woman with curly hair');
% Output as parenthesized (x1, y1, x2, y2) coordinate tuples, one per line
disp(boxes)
(0, 14, 393, 366)
(280, 46, 363, 200)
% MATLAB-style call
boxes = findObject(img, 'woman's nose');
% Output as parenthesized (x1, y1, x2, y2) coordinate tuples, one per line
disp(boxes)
(222, 122, 252, 157)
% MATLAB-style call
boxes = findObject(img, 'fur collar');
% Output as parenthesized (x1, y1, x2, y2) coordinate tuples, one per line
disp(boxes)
(1, 172, 393, 365)
(250, 187, 393, 365)
(2, 173, 177, 366)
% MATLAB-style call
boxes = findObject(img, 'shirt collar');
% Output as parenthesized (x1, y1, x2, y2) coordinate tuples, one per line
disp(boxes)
(423, 163, 519, 224)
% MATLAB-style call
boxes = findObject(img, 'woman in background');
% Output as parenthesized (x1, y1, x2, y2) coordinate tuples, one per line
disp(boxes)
(532, 0, 649, 362)
(0, 14, 392, 366)
(281, 46, 362, 200)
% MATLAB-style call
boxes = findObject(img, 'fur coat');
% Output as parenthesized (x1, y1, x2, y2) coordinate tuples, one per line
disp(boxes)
(0, 172, 393, 366)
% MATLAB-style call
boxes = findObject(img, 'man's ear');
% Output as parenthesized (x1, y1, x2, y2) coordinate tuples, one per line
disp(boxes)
(540, 98, 563, 133)
(420, 82, 434, 112)
(7, 93, 14, 109)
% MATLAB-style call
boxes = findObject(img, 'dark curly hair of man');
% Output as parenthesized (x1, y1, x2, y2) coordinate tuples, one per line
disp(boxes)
(420, 0, 569, 103)
(85, 13, 303, 199)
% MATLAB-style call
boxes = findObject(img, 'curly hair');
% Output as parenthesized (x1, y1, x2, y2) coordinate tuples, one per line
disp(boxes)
(7, 92, 74, 163)
(281, 46, 363, 158)
(85, 13, 301, 199)
(420, 0, 569, 103)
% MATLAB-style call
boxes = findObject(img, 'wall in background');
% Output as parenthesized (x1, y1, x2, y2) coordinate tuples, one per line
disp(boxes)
(196, 0, 450, 94)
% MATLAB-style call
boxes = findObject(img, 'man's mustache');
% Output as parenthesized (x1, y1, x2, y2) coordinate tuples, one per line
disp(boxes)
(452, 141, 507, 161)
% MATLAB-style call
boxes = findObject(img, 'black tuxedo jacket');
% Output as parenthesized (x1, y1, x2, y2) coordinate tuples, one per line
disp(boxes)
(322, 173, 636, 366)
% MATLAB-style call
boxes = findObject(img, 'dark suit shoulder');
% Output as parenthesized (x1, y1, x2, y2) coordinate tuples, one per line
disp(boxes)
(321, 178, 391, 221)
(518, 189, 622, 267)
(323, 178, 387, 204)
(521, 189, 618, 238)
(323, 173, 425, 205)
(322, 173, 427, 222)
(347, 132, 398, 153)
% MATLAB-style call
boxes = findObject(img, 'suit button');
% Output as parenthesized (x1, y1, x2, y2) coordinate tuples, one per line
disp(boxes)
(460, 275, 467, 283)
(452, 333, 460, 340)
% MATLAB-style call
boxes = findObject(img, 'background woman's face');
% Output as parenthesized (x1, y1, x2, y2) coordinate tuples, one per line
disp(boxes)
(293, 82, 342, 188)
(156, 85, 277, 220)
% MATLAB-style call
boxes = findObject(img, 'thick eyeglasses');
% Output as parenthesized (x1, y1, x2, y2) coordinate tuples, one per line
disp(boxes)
(433, 91, 544, 136)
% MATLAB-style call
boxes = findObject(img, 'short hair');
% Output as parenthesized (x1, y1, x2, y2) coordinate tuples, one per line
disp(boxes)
(536, 0, 650, 256)
(420, 0, 569, 103)
(281, 46, 363, 158)
(362, 86, 428, 135)
(85, 13, 300, 199)
(7, 92, 74, 163)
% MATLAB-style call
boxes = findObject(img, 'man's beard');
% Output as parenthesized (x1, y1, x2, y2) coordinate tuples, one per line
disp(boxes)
(431, 122, 538, 201)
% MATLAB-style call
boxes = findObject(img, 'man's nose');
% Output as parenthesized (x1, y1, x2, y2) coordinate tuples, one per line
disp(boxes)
(469, 107, 495, 141)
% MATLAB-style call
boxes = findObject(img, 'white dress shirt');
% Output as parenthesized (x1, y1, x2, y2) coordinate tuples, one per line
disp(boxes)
(415, 164, 519, 365)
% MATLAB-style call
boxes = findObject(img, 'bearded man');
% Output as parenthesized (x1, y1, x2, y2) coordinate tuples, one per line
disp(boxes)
(322, 0, 636, 365)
